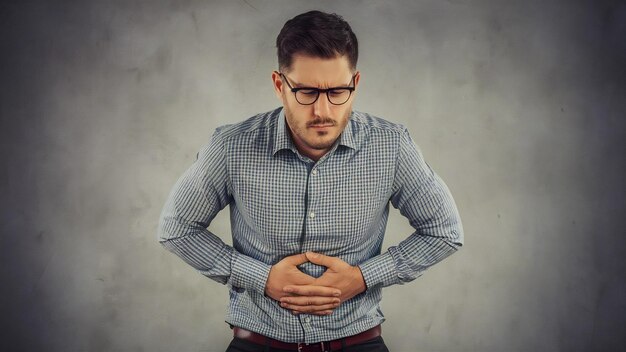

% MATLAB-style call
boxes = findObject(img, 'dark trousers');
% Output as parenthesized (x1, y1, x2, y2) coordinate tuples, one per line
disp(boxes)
(225, 336, 389, 352)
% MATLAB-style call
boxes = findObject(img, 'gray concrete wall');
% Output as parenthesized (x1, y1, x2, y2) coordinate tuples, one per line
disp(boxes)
(1, 0, 624, 351)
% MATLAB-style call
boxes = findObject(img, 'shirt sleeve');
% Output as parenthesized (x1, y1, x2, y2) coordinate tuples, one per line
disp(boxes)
(157, 129, 271, 294)
(358, 128, 464, 288)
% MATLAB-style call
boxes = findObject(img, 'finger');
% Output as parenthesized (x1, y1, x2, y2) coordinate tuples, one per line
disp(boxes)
(312, 310, 334, 316)
(290, 309, 336, 316)
(287, 270, 317, 284)
(284, 253, 309, 266)
(292, 310, 334, 316)
(283, 285, 341, 297)
(280, 296, 340, 306)
(305, 252, 340, 269)
(281, 302, 339, 313)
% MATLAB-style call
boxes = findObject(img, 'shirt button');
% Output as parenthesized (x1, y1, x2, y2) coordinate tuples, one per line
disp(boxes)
(309, 212, 315, 218)
(312, 169, 318, 175)
(304, 317, 311, 323)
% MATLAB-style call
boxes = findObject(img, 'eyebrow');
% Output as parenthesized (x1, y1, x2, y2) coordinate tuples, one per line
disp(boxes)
(290, 77, 354, 89)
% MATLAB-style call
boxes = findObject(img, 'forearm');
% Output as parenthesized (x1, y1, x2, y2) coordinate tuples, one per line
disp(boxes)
(158, 215, 233, 284)
(158, 219, 271, 292)
(359, 228, 461, 288)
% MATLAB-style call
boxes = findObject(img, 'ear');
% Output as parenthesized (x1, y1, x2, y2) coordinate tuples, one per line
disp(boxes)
(353, 71, 361, 89)
(271, 71, 284, 100)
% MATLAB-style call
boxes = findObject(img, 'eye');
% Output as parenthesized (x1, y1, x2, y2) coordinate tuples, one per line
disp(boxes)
(329, 89, 348, 96)
(299, 89, 318, 96)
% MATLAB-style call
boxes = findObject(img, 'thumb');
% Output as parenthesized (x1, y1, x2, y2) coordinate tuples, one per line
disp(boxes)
(305, 252, 336, 268)
(284, 253, 309, 266)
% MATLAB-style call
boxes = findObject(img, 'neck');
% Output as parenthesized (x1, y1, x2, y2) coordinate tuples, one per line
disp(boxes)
(293, 139, 330, 162)
(300, 148, 328, 162)
(286, 129, 332, 162)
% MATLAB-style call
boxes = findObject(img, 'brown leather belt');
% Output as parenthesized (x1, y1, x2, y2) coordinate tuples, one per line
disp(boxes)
(232, 325, 381, 351)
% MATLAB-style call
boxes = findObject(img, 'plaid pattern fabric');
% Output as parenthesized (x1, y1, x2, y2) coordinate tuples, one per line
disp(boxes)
(158, 107, 463, 344)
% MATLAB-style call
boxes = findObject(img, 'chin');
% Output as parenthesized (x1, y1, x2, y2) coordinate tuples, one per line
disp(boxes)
(310, 140, 336, 150)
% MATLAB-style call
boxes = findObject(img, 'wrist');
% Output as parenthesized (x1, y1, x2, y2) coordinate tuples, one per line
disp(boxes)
(231, 252, 272, 294)
(354, 265, 367, 292)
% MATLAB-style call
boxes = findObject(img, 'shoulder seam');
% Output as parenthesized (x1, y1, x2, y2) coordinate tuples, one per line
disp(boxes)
(215, 108, 281, 142)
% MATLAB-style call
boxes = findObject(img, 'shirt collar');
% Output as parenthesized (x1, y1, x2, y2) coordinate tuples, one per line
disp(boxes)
(272, 108, 361, 156)
(338, 112, 359, 151)
(273, 108, 297, 155)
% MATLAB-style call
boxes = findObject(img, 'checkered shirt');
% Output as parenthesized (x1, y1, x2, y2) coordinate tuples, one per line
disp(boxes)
(158, 107, 463, 343)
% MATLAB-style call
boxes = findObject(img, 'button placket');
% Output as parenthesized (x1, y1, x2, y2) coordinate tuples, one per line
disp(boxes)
(308, 167, 317, 221)
(302, 163, 320, 254)
(308, 167, 319, 222)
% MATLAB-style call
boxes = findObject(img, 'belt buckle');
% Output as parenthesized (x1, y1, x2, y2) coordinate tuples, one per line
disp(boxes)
(297, 341, 326, 352)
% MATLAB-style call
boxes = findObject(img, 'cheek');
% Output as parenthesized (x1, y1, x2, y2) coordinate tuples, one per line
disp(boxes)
(289, 106, 311, 123)
(337, 105, 352, 123)
(285, 107, 309, 131)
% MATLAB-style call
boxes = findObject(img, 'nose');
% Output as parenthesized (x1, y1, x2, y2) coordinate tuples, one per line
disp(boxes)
(312, 92, 332, 118)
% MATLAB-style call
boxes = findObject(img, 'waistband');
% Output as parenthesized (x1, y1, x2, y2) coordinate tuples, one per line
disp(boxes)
(232, 325, 382, 351)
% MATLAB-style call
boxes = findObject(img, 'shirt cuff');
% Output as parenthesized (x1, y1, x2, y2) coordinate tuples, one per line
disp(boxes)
(230, 251, 272, 294)
(358, 252, 400, 289)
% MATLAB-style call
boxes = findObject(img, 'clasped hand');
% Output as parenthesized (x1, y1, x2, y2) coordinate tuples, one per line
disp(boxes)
(264, 252, 366, 316)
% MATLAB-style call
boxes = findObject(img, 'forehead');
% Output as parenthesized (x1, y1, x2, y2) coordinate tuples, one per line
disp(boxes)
(287, 54, 353, 87)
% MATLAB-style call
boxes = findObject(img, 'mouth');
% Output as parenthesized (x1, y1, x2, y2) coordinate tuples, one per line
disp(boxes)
(309, 124, 334, 130)
(307, 119, 336, 130)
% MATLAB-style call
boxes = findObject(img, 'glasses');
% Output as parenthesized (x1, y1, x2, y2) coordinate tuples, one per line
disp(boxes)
(279, 72, 356, 105)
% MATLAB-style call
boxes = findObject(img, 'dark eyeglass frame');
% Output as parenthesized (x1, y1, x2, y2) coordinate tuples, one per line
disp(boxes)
(279, 72, 356, 105)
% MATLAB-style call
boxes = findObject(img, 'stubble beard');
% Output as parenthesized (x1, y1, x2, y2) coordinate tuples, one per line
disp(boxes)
(284, 105, 351, 151)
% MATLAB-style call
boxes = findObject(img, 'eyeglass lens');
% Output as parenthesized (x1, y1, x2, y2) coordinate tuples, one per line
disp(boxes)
(296, 89, 352, 105)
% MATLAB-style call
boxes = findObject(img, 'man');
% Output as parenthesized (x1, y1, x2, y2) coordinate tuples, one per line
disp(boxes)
(158, 10, 463, 352)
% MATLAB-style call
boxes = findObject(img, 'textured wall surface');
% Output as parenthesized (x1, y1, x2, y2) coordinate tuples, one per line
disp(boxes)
(1, 0, 625, 351)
